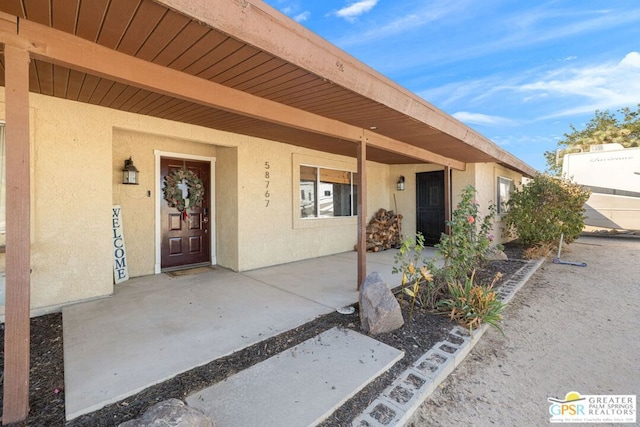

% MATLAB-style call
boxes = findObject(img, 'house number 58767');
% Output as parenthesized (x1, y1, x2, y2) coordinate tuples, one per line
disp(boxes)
(264, 161, 271, 207)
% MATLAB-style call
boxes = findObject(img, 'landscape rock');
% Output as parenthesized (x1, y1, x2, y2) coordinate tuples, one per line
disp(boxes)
(359, 271, 404, 335)
(486, 248, 508, 261)
(118, 399, 214, 427)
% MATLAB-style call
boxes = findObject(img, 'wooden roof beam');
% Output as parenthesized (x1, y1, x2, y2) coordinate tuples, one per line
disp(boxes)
(156, 0, 531, 176)
(0, 13, 464, 169)
(363, 129, 464, 170)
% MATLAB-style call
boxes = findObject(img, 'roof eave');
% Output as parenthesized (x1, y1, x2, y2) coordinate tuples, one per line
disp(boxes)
(155, 0, 536, 175)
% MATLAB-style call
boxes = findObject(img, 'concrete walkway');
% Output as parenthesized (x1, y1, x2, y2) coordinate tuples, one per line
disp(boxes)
(186, 328, 404, 426)
(63, 249, 434, 420)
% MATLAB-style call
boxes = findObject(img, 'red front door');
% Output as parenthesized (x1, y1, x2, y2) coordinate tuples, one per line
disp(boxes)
(161, 157, 210, 269)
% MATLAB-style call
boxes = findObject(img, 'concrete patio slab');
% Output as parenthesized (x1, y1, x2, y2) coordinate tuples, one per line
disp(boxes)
(62, 249, 437, 421)
(243, 249, 436, 310)
(186, 327, 404, 427)
(63, 268, 330, 420)
(242, 256, 360, 310)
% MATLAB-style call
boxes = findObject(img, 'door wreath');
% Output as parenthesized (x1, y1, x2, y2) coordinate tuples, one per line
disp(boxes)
(163, 168, 205, 219)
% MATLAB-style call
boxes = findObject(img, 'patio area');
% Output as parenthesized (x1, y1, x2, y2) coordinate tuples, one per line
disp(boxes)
(62, 248, 437, 420)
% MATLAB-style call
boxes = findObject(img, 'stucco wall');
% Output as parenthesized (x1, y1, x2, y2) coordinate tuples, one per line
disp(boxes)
(114, 127, 398, 273)
(0, 90, 405, 311)
(0, 88, 525, 313)
(475, 163, 523, 244)
(0, 89, 245, 313)
(234, 143, 392, 271)
(387, 163, 524, 246)
(455, 163, 522, 245)
(389, 164, 443, 240)
(112, 130, 218, 277)
(216, 146, 239, 271)
(452, 164, 476, 202)
(1, 91, 112, 313)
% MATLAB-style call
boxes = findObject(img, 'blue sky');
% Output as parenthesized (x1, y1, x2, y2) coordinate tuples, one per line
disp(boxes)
(263, 0, 640, 172)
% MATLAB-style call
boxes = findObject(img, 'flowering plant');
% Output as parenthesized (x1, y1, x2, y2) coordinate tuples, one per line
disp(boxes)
(434, 185, 496, 283)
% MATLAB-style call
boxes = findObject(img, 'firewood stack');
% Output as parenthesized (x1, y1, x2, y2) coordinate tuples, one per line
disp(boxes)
(363, 208, 403, 252)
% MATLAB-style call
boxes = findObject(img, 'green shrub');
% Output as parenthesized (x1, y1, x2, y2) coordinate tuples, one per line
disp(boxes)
(433, 185, 496, 283)
(503, 174, 590, 246)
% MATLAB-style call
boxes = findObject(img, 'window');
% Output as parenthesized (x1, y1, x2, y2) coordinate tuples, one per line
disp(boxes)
(300, 165, 357, 218)
(497, 176, 514, 214)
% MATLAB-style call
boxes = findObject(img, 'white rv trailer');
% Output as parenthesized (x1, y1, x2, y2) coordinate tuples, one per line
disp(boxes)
(561, 143, 640, 230)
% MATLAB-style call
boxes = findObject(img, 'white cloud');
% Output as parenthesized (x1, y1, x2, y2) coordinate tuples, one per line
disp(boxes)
(293, 11, 310, 22)
(335, 0, 471, 46)
(491, 134, 554, 148)
(495, 8, 640, 52)
(385, 6, 640, 74)
(418, 72, 521, 109)
(334, 0, 378, 22)
(523, 93, 549, 103)
(620, 51, 640, 68)
(453, 112, 515, 126)
(519, 51, 640, 118)
(272, 1, 308, 20)
(418, 52, 640, 131)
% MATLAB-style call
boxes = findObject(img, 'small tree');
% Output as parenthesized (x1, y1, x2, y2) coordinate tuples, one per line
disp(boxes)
(544, 105, 640, 175)
(503, 174, 590, 246)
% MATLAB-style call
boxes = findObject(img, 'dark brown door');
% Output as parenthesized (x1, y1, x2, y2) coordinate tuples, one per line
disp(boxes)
(416, 171, 445, 245)
(161, 158, 210, 269)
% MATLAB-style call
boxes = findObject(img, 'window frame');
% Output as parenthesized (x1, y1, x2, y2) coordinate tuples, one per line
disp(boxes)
(299, 163, 358, 219)
(497, 176, 514, 215)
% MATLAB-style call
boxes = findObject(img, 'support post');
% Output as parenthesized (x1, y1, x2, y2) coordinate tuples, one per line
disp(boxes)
(357, 137, 367, 289)
(2, 44, 32, 424)
(444, 166, 452, 235)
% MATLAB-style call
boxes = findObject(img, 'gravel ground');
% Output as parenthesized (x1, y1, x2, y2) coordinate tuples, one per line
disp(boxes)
(408, 235, 640, 426)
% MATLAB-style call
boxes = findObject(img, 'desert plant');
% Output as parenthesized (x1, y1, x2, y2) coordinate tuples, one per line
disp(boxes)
(503, 174, 590, 246)
(437, 270, 505, 334)
(402, 264, 434, 320)
(392, 232, 427, 286)
(433, 185, 496, 283)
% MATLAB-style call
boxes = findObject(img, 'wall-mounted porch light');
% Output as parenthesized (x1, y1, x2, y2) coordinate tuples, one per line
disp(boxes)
(122, 157, 139, 185)
(397, 175, 405, 191)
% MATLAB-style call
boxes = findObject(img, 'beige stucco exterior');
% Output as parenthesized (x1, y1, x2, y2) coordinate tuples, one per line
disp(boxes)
(389, 162, 522, 244)
(389, 163, 443, 239)
(474, 162, 523, 240)
(0, 88, 525, 316)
